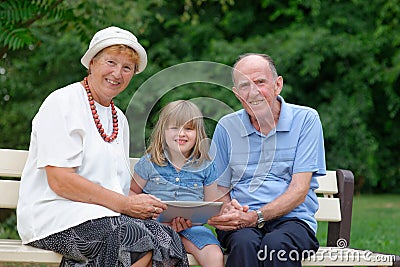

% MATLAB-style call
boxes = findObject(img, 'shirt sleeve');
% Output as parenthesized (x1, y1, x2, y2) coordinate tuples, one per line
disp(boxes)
(34, 91, 84, 168)
(133, 155, 153, 180)
(211, 121, 232, 188)
(203, 161, 218, 186)
(293, 111, 326, 176)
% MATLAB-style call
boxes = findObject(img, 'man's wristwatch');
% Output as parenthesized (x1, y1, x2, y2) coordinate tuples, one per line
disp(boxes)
(256, 209, 265, 228)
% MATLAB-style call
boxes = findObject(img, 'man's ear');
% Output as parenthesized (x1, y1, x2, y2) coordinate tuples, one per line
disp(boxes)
(274, 76, 283, 95)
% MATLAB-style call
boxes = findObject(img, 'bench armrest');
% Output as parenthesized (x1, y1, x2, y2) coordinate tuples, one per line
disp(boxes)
(327, 169, 354, 247)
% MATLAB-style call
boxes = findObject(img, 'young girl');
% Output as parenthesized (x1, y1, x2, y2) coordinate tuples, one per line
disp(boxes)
(131, 100, 224, 267)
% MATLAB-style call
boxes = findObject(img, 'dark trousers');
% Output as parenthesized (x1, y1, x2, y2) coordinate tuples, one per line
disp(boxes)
(216, 218, 319, 267)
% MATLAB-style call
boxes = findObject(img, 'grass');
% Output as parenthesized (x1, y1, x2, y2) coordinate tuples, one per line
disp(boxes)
(316, 194, 400, 254)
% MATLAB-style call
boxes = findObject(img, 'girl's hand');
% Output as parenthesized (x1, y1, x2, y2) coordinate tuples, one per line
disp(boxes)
(170, 217, 192, 232)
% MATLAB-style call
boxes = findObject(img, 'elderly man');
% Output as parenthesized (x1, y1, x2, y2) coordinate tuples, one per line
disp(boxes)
(208, 53, 326, 267)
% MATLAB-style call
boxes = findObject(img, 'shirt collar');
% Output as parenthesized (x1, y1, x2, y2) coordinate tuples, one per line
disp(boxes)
(275, 95, 292, 132)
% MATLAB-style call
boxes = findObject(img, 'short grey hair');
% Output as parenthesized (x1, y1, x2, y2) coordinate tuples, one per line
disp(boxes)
(232, 53, 279, 83)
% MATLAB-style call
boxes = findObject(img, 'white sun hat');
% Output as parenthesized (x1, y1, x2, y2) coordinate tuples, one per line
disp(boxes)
(81, 26, 147, 73)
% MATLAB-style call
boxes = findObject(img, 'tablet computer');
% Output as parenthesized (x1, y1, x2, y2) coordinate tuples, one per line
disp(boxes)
(158, 201, 223, 225)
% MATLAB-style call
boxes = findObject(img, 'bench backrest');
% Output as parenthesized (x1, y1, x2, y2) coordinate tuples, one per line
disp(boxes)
(0, 148, 354, 246)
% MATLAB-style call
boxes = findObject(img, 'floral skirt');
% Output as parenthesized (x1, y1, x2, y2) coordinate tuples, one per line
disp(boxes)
(28, 215, 189, 267)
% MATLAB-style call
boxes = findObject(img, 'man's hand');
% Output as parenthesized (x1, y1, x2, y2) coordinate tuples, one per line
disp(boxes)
(220, 199, 249, 213)
(207, 199, 254, 230)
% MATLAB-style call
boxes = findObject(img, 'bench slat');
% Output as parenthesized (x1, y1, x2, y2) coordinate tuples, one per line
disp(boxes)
(0, 180, 19, 209)
(0, 239, 199, 264)
(1, 149, 339, 195)
(0, 240, 395, 266)
(315, 171, 338, 195)
(315, 197, 341, 222)
(0, 149, 339, 194)
(0, 239, 62, 263)
(0, 149, 28, 177)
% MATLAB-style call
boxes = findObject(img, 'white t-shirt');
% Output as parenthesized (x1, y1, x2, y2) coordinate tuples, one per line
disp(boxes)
(17, 82, 131, 243)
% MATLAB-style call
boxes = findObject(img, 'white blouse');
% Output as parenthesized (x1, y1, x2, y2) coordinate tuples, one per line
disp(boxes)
(17, 82, 131, 243)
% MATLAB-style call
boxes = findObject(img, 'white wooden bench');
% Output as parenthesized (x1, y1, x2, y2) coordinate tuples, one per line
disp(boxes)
(0, 148, 399, 266)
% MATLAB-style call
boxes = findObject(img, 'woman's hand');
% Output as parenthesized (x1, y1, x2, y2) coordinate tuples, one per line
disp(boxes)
(122, 193, 167, 220)
(169, 217, 192, 232)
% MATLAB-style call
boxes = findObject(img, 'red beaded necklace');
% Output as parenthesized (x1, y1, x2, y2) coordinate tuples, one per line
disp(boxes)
(83, 77, 118, 142)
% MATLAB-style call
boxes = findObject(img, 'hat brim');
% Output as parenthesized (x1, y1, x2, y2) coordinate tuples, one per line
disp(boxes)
(80, 37, 147, 73)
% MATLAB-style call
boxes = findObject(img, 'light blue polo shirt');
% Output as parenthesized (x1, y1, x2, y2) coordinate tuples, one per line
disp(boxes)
(211, 96, 326, 233)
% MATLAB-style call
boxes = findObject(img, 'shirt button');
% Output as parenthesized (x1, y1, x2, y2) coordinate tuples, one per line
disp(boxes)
(175, 177, 180, 182)
(194, 183, 198, 187)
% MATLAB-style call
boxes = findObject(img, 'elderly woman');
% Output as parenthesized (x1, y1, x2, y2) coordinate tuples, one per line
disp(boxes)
(17, 26, 188, 267)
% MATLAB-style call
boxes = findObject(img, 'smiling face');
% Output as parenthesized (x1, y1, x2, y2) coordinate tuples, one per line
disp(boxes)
(165, 121, 197, 159)
(87, 45, 139, 106)
(232, 55, 283, 128)
(147, 100, 210, 167)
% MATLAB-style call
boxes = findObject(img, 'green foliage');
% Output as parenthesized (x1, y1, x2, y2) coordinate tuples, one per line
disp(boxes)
(0, 212, 18, 239)
(0, 0, 65, 53)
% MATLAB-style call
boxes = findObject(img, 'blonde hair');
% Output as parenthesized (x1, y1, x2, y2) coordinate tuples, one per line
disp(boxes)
(146, 100, 210, 166)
